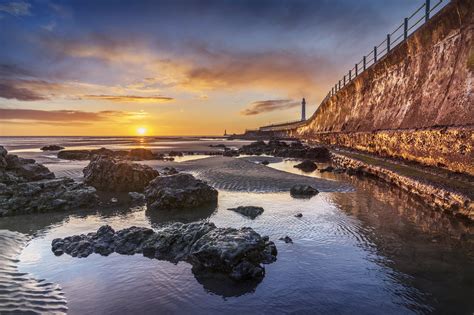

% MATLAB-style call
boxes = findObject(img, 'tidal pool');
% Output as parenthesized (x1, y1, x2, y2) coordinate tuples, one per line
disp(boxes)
(0, 164, 473, 314)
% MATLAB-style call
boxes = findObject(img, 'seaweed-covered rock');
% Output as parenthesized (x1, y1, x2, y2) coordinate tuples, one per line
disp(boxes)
(0, 178, 98, 216)
(83, 156, 159, 192)
(145, 173, 218, 210)
(239, 141, 330, 161)
(290, 185, 319, 198)
(228, 206, 264, 219)
(41, 145, 65, 151)
(127, 148, 156, 160)
(294, 160, 317, 172)
(51, 222, 277, 280)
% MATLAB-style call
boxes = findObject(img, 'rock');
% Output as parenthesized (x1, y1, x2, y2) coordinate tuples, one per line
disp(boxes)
(261, 160, 269, 165)
(128, 192, 146, 205)
(294, 160, 317, 172)
(223, 150, 239, 157)
(209, 144, 227, 148)
(127, 148, 156, 160)
(290, 185, 319, 198)
(239, 141, 330, 161)
(0, 178, 98, 216)
(319, 166, 335, 173)
(145, 173, 218, 210)
(111, 197, 118, 203)
(83, 156, 159, 192)
(295, 213, 303, 218)
(0, 147, 55, 184)
(161, 167, 179, 176)
(41, 145, 65, 151)
(51, 222, 277, 280)
(228, 206, 264, 219)
(57, 150, 91, 160)
(279, 236, 293, 243)
(168, 151, 183, 157)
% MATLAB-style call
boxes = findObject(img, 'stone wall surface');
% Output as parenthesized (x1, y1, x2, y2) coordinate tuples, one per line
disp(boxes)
(267, 0, 474, 175)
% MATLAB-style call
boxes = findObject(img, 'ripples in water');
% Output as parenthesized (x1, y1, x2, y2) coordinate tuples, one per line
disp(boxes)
(0, 230, 67, 314)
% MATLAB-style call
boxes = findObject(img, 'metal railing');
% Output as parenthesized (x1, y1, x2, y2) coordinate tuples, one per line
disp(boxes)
(326, 0, 448, 100)
(260, 0, 449, 130)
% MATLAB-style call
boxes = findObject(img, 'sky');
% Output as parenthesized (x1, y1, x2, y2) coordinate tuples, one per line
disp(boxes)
(0, 0, 422, 136)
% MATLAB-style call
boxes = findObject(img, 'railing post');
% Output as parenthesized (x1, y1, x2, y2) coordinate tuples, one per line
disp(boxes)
(343, 75, 346, 86)
(425, 0, 430, 22)
(339, 80, 341, 90)
(363, 56, 366, 70)
(374, 46, 377, 63)
(387, 34, 391, 53)
(349, 70, 352, 81)
(404, 18, 408, 40)
(355, 63, 358, 76)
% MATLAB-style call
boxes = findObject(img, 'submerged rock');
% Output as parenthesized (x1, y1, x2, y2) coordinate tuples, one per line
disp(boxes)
(290, 185, 319, 198)
(41, 145, 65, 151)
(319, 166, 335, 173)
(279, 236, 293, 243)
(228, 206, 264, 219)
(0, 178, 98, 216)
(294, 160, 317, 172)
(51, 222, 277, 280)
(261, 160, 270, 165)
(294, 213, 303, 218)
(145, 173, 218, 210)
(83, 156, 159, 192)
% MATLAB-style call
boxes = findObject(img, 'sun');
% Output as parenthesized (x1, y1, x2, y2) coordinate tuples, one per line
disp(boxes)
(136, 127, 146, 135)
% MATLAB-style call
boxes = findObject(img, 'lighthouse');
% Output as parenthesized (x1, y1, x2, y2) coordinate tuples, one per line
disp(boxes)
(301, 98, 306, 121)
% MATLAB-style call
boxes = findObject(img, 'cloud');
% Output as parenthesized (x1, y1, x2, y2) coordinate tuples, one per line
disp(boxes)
(0, 83, 46, 101)
(84, 94, 173, 103)
(241, 99, 300, 116)
(0, 1, 31, 16)
(0, 107, 148, 126)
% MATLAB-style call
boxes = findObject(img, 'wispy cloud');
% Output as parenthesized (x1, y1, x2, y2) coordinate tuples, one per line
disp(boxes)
(0, 1, 31, 16)
(0, 83, 46, 101)
(241, 99, 300, 116)
(0, 108, 148, 126)
(84, 94, 174, 103)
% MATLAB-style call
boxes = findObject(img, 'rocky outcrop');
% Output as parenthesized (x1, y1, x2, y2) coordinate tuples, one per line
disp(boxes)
(0, 178, 97, 216)
(51, 222, 277, 280)
(41, 145, 65, 151)
(290, 185, 319, 198)
(0, 146, 98, 216)
(294, 160, 317, 172)
(127, 148, 156, 160)
(228, 206, 264, 219)
(83, 156, 159, 192)
(145, 173, 218, 210)
(58, 148, 161, 161)
(239, 140, 330, 161)
(161, 167, 179, 176)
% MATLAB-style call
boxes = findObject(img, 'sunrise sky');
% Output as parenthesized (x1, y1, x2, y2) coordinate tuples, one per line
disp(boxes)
(0, 0, 420, 136)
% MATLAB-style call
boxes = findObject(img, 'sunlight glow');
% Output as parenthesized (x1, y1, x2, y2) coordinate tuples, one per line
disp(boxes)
(137, 127, 147, 135)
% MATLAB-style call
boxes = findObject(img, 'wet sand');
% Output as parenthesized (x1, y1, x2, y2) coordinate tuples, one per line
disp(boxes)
(43, 156, 351, 193)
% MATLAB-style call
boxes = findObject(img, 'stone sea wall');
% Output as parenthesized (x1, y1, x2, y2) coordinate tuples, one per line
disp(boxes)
(270, 0, 474, 175)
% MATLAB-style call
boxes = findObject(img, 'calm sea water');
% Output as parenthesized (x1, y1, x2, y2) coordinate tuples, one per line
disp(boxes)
(0, 137, 473, 314)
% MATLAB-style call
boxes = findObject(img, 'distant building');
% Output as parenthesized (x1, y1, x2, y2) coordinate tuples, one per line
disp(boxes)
(301, 98, 306, 121)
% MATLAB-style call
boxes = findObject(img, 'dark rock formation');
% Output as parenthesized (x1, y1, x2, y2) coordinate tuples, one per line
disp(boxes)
(0, 146, 98, 216)
(261, 160, 270, 165)
(51, 222, 277, 280)
(161, 167, 179, 176)
(128, 192, 146, 205)
(209, 144, 227, 148)
(0, 146, 54, 184)
(239, 141, 330, 161)
(319, 166, 335, 173)
(127, 148, 156, 160)
(168, 151, 183, 157)
(294, 160, 317, 172)
(57, 149, 91, 160)
(223, 150, 239, 157)
(279, 236, 293, 243)
(145, 173, 218, 210)
(295, 213, 303, 218)
(227, 206, 264, 219)
(83, 156, 159, 192)
(41, 145, 65, 151)
(0, 178, 97, 216)
(290, 185, 319, 198)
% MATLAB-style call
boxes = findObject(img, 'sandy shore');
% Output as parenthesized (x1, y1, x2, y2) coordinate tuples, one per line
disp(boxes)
(43, 156, 350, 193)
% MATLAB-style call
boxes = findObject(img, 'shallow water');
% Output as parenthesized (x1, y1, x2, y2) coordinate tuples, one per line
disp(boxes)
(0, 139, 473, 314)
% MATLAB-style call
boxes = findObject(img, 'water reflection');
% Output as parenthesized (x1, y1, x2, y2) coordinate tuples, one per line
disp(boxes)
(146, 202, 217, 227)
(328, 176, 474, 314)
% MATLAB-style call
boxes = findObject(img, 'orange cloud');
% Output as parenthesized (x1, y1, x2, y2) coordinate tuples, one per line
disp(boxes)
(241, 99, 300, 116)
(84, 94, 173, 103)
